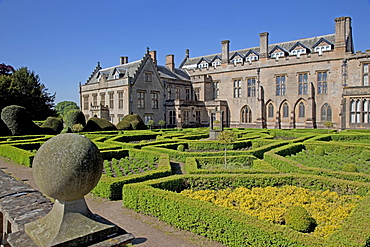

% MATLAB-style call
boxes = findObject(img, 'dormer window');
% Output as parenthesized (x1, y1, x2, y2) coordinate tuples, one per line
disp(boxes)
(270, 52, 285, 59)
(113, 71, 120, 79)
(313, 38, 333, 55)
(290, 49, 307, 57)
(314, 45, 332, 55)
(212, 60, 221, 67)
(232, 57, 243, 65)
(198, 62, 209, 69)
(245, 56, 258, 64)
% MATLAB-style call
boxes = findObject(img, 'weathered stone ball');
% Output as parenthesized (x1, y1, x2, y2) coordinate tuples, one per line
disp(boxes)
(32, 133, 103, 201)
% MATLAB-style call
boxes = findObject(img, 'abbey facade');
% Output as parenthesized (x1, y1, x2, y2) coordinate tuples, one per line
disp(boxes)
(80, 16, 370, 129)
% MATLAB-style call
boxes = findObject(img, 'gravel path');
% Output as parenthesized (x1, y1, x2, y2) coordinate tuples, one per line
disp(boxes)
(0, 157, 226, 247)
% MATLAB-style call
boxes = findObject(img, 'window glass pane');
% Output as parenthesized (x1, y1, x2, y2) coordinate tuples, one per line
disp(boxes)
(364, 64, 369, 73)
(364, 75, 369, 86)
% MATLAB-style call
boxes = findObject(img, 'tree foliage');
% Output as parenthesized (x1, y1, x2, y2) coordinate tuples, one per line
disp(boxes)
(55, 101, 79, 117)
(0, 63, 14, 76)
(0, 67, 55, 120)
(217, 130, 237, 168)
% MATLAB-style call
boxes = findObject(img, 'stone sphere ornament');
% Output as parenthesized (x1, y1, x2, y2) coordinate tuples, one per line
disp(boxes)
(32, 133, 103, 201)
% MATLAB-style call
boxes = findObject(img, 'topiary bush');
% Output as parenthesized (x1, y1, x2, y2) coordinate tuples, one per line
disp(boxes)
(64, 109, 86, 129)
(40, 117, 63, 134)
(116, 120, 132, 130)
(122, 114, 146, 130)
(314, 146, 325, 156)
(342, 163, 358, 173)
(177, 144, 185, 152)
(284, 205, 316, 233)
(83, 117, 117, 132)
(1, 105, 40, 135)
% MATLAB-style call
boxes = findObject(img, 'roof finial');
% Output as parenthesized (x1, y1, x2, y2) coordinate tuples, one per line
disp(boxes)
(146, 47, 150, 54)
(97, 61, 100, 67)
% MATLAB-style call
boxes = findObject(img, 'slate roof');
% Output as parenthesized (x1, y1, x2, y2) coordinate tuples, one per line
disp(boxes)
(157, 66, 190, 81)
(86, 58, 190, 84)
(86, 60, 142, 84)
(181, 34, 335, 68)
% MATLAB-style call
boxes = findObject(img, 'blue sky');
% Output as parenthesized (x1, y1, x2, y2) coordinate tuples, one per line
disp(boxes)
(1, 0, 370, 107)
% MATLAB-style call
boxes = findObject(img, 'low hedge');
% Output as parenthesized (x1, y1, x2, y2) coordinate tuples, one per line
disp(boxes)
(91, 154, 171, 200)
(264, 143, 370, 183)
(184, 156, 279, 174)
(123, 174, 370, 246)
(0, 144, 35, 167)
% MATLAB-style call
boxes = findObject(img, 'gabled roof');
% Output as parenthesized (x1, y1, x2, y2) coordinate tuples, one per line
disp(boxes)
(197, 57, 211, 65)
(230, 52, 244, 60)
(269, 45, 288, 54)
(181, 33, 335, 68)
(312, 37, 334, 48)
(245, 50, 259, 57)
(289, 42, 310, 52)
(210, 55, 222, 63)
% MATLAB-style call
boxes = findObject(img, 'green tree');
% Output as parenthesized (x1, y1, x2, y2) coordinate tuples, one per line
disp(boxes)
(147, 120, 155, 130)
(158, 119, 166, 129)
(324, 121, 333, 133)
(55, 101, 79, 117)
(0, 67, 55, 120)
(217, 130, 237, 168)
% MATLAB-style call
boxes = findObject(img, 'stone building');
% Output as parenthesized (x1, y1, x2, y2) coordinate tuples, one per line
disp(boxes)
(80, 16, 370, 129)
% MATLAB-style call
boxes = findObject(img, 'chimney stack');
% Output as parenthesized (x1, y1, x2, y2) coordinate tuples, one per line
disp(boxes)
(335, 16, 353, 53)
(120, 56, 128, 65)
(259, 32, 269, 58)
(221, 40, 230, 63)
(149, 50, 157, 66)
(185, 49, 190, 58)
(166, 54, 175, 71)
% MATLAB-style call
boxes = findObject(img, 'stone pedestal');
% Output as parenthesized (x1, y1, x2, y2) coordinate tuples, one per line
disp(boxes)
(25, 198, 119, 247)
(209, 129, 221, 140)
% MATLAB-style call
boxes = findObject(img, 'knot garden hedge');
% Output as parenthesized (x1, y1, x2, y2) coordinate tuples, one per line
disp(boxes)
(1, 128, 370, 246)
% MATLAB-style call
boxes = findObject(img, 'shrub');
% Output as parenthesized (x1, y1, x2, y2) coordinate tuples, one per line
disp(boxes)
(116, 120, 132, 130)
(1, 105, 40, 135)
(64, 110, 86, 128)
(122, 114, 146, 130)
(177, 144, 185, 152)
(40, 117, 63, 134)
(284, 205, 316, 233)
(72, 123, 84, 133)
(84, 117, 117, 132)
(342, 163, 358, 173)
(314, 146, 325, 156)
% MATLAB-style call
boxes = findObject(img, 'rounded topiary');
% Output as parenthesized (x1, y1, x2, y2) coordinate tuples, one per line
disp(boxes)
(342, 163, 358, 172)
(83, 117, 117, 132)
(177, 144, 185, 152)
(40, 117, 63, 134)
(1, 105, 40, 135)
(32, 133, 103, 201)
(116, 120, 132, 130)
(0, 119, 11, 136)
(314, 146, 325, 156)
(64, 110, 86, 129)
(122, 114, 146, 130)
(284, 205, 316, 233)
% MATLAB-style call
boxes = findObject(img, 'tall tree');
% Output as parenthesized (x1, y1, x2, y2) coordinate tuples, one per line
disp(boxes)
(0, 67, 55, 120)
(0, 63, 14, 76)
(55, 101, 79, 117)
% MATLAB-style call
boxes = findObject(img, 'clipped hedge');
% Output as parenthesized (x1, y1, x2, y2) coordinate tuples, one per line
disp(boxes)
(0, 145, 35, 167)
(264, 143, 370, 183)
(123, 174, 370, 246)
(84, 117, 117, 132)
(92, 154, 171, 200)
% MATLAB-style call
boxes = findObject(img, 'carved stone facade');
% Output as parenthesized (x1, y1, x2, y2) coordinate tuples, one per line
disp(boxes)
(80, 16, 370, 129)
